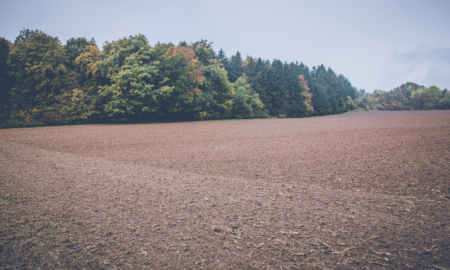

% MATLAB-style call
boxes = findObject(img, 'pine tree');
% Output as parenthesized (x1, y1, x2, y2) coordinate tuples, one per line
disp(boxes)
(339, 74, 357, 100)
(178, 41, 188, 47)
(217, 49, 230, 74)
(317, 65, 338, 114)
(310, 66, 330, 115)
(227, 51, 243, 83)
(252, 58, 269, 106)
(217, 49, 226, 60)
(269, 59, 289, 117)
(326, 68, 346, 113)
(286, 62, 313, 117)
(0, 37, 12, 123)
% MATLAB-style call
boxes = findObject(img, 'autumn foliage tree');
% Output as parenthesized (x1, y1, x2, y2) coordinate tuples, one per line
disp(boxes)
(160, 45, 204, 119)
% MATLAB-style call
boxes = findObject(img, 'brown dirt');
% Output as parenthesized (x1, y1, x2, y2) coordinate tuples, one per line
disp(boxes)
(1, 110, 450, 269)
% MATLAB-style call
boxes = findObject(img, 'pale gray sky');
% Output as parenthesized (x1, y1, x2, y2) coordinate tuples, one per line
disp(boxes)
(1, 0, 449, 91)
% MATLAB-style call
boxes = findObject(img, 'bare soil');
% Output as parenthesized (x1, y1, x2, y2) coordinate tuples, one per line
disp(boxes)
(1, 110, 450, 269)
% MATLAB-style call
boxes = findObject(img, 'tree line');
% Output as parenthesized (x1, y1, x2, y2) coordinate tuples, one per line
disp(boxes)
(358, 83, 449, 111)
(0, 29, 447, 128)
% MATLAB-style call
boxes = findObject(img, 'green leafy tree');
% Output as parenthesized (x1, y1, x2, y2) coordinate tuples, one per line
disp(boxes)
(346, 96, 356, 110)
(99, 34, 149, 77)
(232, 75, 265, 118)
(14, 29, 45, 44)
(8, 31, 68, 125)
(98, 35, 173, 120)
(440, 91, 450, 109)
(422, 86, 442, 110)
(232, 76, 253, 118)
(75, 44, 105, 88)
(410, 86, 442, 109)
(41, 87, 99, 124)
(159, 45, 204, 119)
(153, 42, 175, 59)
(189, 40, 215, 66)
(196, 59, 234, 119)
(65, 37, 95, 66)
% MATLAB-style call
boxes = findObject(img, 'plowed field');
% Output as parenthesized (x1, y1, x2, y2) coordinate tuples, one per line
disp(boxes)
(1, 110, 450, 269)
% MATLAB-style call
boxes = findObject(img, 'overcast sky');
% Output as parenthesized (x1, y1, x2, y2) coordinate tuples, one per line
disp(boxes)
(1, 0, 449, 91)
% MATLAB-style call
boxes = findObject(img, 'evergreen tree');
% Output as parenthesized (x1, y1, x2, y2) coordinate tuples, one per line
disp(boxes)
(243, 56, 256, 80)
(227, 51, 243, 83)
(217, 49, 226, 60)
(326, 68, 346, 113)
(297, 62, 311, 82)
(0, 37, 12, 123)
(248, 58, 270, 111)
(442, 88, 448, 98)
(339, 74, 357, 100)
(217, 48, 230, 74)
(178, 41, 188, 47)
(269, 59, 289, 117)
(310, 66, 330, 115)
(286, 62, 313, 117)
(319, 66, 338, 113)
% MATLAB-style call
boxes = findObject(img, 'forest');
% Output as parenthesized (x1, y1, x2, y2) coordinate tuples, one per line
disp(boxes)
(0, 29, 449, 127)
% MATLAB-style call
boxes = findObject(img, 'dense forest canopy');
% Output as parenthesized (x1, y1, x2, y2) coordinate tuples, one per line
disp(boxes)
(0, 29, 448, 127)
